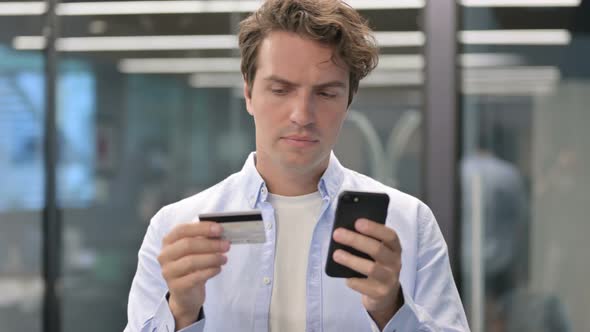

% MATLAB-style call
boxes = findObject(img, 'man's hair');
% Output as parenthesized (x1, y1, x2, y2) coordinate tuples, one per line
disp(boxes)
(238, 0, 379, 106)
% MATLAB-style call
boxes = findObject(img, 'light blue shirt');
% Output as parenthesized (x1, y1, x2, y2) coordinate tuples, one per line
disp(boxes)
(125, 152, 469, 332)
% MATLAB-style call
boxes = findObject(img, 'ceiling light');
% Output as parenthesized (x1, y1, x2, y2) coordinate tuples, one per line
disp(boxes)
(189, 73, 243, 88)
(378, 55, 424, 69)
(361, 71, 424, 87)
(460, 53, 524, 67)
(374, 32, 425, 47)
(346, 0, 425, 9)
(13, 35, 238, 51)
(463, 66, 561, 82)
(12, 36, 45, 50)
(57, 1, 260, 16)
(460, 29, 571, 45)
(460, 0, 580, 7)
(0, 2, 45, 16)
(119, 58, 241, 73)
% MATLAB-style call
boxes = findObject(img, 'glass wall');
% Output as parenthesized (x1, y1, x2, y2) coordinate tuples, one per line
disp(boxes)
(0, 0, 46, 330)
(460, 1, 590, 331)
(336, 6, 424, 198)
(2, 1, 425, 331)
(54, 8, 255, 332)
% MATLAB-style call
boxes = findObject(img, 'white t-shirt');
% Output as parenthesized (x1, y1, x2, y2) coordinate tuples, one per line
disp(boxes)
(267, 191, 323, 332)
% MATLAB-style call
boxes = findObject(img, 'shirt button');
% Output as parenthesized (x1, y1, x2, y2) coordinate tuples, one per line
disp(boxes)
(261, 187, 267, 195)
(263, 277, 271, 285)
(266, 222, 272, 230)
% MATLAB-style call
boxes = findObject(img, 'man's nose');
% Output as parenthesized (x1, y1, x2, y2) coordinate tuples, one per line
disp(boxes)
(289, 92, 315, 127)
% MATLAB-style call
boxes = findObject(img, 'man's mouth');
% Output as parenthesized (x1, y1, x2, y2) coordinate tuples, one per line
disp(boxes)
(282, 135, 319, 142)
(281, 135, 319, 147)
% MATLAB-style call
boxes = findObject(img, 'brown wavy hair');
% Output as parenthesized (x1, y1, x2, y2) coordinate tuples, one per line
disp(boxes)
(238, 0, 379, 106)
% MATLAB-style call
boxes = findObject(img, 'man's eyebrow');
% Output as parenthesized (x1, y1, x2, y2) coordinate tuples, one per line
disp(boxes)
(263, 75, 347, 89)
(263, 75, 299, 86)
(314, 81, 347, 89)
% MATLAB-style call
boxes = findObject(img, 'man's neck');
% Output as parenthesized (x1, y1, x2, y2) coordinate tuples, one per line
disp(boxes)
(255, 154, 328, 196)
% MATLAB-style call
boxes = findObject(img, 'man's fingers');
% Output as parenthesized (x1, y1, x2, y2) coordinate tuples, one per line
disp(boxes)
(162, 253, 227, 280)
(333, 249, 392, 280)
(333, 228, 397, 266)
(353, 219, 401, 253)
(163, 222, 223, 245)
(168, 267, 223, 291)
(345, 277, 393, 300)
(159, 237, 230, 263)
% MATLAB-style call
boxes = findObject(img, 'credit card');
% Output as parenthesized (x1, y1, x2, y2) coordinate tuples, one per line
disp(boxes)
(198, 210, 266, 244)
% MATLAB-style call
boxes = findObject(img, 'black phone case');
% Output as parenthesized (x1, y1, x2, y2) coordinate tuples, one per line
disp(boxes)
(325, 191, 390, 278)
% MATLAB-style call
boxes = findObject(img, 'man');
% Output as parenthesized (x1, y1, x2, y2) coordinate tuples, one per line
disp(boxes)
(125, 0, 469, 331)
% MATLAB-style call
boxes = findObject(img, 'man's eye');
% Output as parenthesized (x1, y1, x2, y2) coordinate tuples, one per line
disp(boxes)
(271, 88, 288, 95)
(319, 91, 337, 98)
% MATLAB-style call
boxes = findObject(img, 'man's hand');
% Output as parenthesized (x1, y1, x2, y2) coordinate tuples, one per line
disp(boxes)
(332, 218, 403, 330)
(157, 222, 230, 330)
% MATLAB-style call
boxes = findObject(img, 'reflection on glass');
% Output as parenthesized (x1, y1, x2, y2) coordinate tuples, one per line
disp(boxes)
(460, 111, 530, 331)
(0, 53, 45, 211)
(336, 108, 421, 191)
(460, 1, 590, 331)
(337, 89, 423, 198)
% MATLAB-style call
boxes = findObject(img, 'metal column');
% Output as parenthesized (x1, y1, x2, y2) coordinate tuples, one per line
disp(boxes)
(42, 0, 62, 331)
(423, 0, 461, 275)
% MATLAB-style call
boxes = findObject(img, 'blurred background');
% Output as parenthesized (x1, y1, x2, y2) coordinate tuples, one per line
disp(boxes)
(0, 0, 588, 331)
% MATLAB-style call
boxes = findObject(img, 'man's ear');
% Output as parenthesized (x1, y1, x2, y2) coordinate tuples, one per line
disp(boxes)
(243, 80, 253, 116)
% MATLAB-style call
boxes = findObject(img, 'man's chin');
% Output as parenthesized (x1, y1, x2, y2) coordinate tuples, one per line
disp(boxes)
(279, 152, 328, 173)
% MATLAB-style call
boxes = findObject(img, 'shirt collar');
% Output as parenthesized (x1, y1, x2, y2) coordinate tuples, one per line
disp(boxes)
(317, 151, 345, 200)
(240, 151, 345, 209)
(241, 152, 266, 208)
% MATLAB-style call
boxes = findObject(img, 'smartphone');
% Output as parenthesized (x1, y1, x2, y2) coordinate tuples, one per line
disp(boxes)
(325, 190, 390, 278)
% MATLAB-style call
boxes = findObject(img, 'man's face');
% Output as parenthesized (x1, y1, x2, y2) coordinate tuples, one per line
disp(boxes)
(244, 30, 350, 175)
